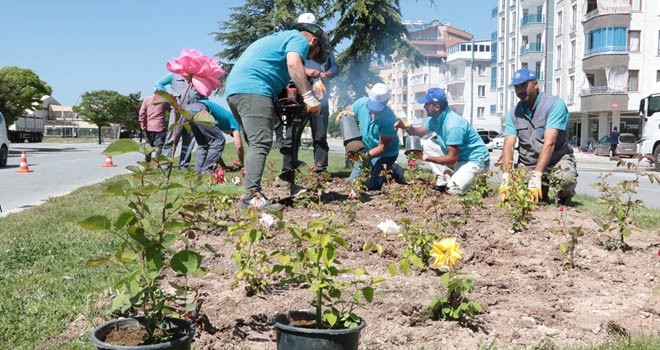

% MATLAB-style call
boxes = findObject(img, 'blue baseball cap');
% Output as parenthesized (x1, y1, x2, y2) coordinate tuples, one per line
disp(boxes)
(510, 68, 537, 86)
(417, 88, 447, 105)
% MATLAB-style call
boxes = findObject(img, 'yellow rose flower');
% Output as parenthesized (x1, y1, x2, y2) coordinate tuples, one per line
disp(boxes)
(430, 237, 463, 268)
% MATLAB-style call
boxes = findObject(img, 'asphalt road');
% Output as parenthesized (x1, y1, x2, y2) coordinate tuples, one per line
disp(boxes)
(1, 140, 658, 217)
(0, 142, 142, 216)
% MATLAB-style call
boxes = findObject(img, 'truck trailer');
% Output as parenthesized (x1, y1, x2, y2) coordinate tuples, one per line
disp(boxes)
(637, 93, 660, 171)
(8, 113, 45, 143)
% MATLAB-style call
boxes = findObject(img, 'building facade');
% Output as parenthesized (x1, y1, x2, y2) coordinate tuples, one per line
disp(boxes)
(495, 0, 660, 148)
(378, 20, 499, 130)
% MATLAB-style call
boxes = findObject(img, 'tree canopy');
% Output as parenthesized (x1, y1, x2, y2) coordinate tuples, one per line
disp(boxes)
(0, 67, 52, 126)
(214, 0, 426, 106)
(74, 90, 139, 144)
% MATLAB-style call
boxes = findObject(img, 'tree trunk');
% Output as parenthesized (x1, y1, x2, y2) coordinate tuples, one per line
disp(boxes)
(98, 126, 103, 145)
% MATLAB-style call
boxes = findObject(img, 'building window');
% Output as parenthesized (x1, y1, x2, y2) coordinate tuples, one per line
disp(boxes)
(556, 45, 562, 69)
(477, 107, 485, 119)
(629, 31, 640, 52)
(555, 78, 561, 97)
(628, 70, 639, 91)
(585, 27, 628, 56)
(658, 30, 660, 54)
(511, 38, 516, 56)
(657, 70, 660, 82)
(499, 92, 504, 112)
(478, 64, 487, 76)
(629, 0, 641, 12)
(478, 85, 486, 97)
(557, 11, 563, 35)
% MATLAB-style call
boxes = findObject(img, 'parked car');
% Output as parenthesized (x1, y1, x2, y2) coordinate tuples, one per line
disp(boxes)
(492, 133, 519, 149)
(594, 133, 637, 157)
(0, 111, 10, 167)
(477, 129, 500, 139)
(479, 134, 494, 152)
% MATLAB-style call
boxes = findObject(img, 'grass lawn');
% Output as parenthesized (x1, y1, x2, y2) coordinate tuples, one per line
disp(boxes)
(0, 143, 657, 349)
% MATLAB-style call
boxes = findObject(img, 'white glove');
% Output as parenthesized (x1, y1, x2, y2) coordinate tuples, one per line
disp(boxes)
(528, 170, 543, 202)
(302, 91, 321, 115)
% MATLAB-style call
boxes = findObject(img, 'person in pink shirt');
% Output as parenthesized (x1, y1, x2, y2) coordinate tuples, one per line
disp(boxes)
(139, 93, 171, 162)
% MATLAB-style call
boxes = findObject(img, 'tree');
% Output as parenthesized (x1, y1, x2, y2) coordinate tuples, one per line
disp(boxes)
(112, 92, 142, 134)
(214, 0, 425, 106)
(0, 67, 52, 126)
(73, 90, 132, 144)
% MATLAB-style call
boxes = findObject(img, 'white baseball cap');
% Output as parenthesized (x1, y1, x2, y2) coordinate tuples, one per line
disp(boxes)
(367, 83, 391, 112)
(297, 13, 317, 25)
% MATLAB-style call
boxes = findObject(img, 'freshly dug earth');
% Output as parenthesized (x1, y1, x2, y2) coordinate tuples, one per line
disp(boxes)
(87, 176, 660, 349)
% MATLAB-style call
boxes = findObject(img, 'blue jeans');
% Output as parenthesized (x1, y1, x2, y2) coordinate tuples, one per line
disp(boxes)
(349, 155, 406, 190)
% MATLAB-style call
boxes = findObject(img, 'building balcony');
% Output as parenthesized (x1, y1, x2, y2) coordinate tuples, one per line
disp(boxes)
(520, 42, 544, 55)
(448, 96, 465, 105)
(582, 47, 628, 69)
(582, 6, 630, 32)
(521, 14, 545, 28)
(521, 0, 544, 7)
(447, 75, 466, 84)
(579, 87, 628, 113)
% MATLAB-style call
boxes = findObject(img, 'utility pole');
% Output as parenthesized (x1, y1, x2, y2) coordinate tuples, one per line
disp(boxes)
(470, 39, 475, 126)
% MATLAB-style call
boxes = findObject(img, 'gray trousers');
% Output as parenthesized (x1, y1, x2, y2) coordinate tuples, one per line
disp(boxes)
(161, 115, 196, 169)
(310, 104, 329, 172)
(191, 124, 225, 173)
(521, 153, 578, 201)
(228, 94, 275, 194)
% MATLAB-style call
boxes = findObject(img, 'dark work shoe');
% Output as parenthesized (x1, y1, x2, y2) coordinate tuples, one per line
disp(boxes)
(558, 196, 573, 206)
(290, 184, 307, 197)
(240, 193, 284, 212)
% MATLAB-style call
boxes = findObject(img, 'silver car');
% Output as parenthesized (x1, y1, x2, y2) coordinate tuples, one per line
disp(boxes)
(594, 133, 637, 157)
(0, 111, 10, 167)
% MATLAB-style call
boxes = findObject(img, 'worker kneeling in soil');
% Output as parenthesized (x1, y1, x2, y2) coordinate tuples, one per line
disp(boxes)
(395, 87, 490, 195)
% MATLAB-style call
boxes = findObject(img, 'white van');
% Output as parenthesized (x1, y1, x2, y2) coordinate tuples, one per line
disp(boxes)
(0, 111, 10, 167)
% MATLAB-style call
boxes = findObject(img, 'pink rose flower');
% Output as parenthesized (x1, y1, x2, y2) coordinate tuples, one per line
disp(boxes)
(559, 206, 565, 212)
(241, 169, 246, 177)
(167, 48, 225, 97)
(213, 169, 225, 184)
(408, 160, 416, 168)
(232, 160, 240, 166)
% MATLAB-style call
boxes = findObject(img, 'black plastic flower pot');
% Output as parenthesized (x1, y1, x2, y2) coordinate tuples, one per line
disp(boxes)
(339, 114, 362, 146)
(274, 310, 366, 350)
(90, 317, 195, 350)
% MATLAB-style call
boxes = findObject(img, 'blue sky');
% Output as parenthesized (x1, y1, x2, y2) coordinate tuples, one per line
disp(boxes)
(0, 0, 495, 108)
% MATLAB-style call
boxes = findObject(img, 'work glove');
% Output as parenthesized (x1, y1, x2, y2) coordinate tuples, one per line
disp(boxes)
(302, 91, 321, 115)
(528, 170, 543, 202)
(393, 118, 409, 130)
(335, 110, 354, 124)
(498, 172, 510, 202)
(312, 78, 326, 100)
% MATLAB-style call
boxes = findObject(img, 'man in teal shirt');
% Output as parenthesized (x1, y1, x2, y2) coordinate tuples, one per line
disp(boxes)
(496, 68, 577, 204)
(225, 24, 326, 211)
(398, 88, 490, 195)
(347, 83, 405, 192)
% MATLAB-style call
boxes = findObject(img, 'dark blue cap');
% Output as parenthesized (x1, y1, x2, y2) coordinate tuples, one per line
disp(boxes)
(417, 88, 447, 104)
(510, 68, 537, 86)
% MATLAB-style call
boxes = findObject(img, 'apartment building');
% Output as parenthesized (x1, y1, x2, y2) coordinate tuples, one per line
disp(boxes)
(446, 40, 501, 131)
(377, 20, 499, 130)
(495, 0, 660, 148)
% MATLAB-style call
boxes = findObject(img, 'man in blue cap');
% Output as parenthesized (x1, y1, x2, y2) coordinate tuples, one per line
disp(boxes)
(496, 68, 577, 204)
(397, 88, 490, 195)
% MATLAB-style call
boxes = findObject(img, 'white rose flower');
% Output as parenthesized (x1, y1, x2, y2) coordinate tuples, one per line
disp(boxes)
(377, 219, 401, 235)
(259, 213, 275, 228)
(249, 196, 267, 209)
(231, 176, 241, 185)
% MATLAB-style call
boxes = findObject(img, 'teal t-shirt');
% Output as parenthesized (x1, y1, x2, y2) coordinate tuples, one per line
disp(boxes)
(503, 92, 569, 136)
(424, 108, 490, 165)
(199, 101, 240, 132)
(225, 30, 309, 100)
(351, 97, 399, 158)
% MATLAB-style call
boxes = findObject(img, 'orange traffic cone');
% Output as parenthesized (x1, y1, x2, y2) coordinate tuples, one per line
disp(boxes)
(16, 151, 34, 173)
(102, 155, 117, 168)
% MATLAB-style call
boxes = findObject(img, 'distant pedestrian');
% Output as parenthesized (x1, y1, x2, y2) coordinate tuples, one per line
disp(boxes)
(139, 93, 171, 162)
(609, 126, 620, 157)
